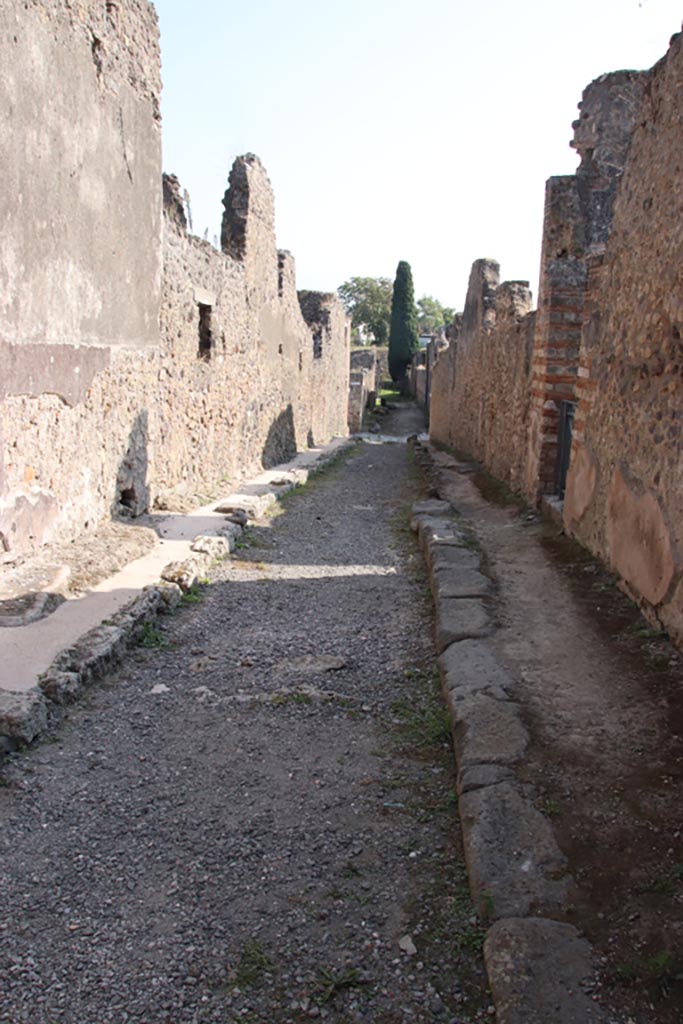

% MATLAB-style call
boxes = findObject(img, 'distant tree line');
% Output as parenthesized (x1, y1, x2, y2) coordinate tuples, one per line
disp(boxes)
(338, 265, 454, 384)
(337, 273, 454, 349)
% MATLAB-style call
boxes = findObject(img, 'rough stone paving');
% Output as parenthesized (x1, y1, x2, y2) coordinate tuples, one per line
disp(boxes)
(0, 409, 491, 1024)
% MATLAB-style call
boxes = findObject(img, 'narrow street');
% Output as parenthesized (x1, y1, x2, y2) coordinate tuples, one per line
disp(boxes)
(0, 406, 490, 1024)
(3, 403, 683, 1024)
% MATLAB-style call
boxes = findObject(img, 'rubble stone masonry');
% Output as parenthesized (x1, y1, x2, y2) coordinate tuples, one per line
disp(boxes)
(564, 30, 683, 641)
(429, 262, 534, 494)
(0, 1, 349, 562)
(430, 25, 683, 642)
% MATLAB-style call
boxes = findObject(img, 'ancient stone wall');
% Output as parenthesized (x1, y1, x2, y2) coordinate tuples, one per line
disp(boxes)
(564, 30, 683, 641)
(429, 262, 534, 493)
(524, 70, 648, 501)
(0, 2, 349, 562)
(430, 28, 683, 640)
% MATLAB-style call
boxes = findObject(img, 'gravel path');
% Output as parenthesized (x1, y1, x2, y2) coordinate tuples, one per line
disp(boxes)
(0, 407, 489, 1024)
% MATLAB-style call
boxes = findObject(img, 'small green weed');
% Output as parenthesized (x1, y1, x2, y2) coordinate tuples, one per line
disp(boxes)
(181, 583, 204, 605)
(454, 918, 487, 955)
(635, 625, 667, 640)
(233, 941, 274, 989)
(644, 950, 675, 981)
(138, 622, 170, 649)
(314, 966, 363, 1005)
(392, 696, 452, 749)
(615, 961, 639, 983)
(271, 691, 313, 706)
(479, 890, 495, 924)
(539, 795, 563, 819)
(635, 864, 683, 896)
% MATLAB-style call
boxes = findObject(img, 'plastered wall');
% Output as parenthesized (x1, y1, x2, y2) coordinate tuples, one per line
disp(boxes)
(0, 2, 349, 562)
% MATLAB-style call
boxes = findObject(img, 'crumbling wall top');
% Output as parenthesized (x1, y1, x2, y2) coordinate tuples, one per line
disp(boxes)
(570, 69, 649, 178)
(461, 259, 500, 338)
(221, 154, 275, 261)
(162, 173, 187, 232)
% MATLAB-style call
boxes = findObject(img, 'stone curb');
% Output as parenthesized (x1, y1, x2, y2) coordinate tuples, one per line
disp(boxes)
(411, 440, 608, 1024)
(0, 440, 355, 751)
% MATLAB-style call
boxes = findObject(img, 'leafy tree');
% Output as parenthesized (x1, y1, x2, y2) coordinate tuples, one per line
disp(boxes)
(416, 295, 455, 334)
(337, 276, 392, 345)
(388, 261, 419, 383)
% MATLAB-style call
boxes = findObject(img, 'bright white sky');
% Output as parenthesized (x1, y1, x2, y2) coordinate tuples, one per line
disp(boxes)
(152, 0, 681, 311)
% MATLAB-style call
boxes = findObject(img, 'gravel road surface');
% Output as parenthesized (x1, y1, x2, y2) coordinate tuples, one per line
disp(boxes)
(0, 407, 489, 1024)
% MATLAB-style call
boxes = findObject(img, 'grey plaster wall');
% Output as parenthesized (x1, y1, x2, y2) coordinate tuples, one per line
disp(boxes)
(0, 0, 162, 355)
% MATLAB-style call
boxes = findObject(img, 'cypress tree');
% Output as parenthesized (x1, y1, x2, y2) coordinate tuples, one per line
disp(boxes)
(388, 260, 419, 383)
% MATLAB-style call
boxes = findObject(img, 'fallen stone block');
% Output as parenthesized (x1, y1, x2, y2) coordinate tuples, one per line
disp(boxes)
(435, 598, 491, 653)
(161, 559, 202, 592)
(439, 639, 515, 700)
(224, 510, 249, 527)
(151, 581, 183, 610)
(214, 493, 275, 519)
(190, 534, 232, 559)
(431, 567, 493, 601)
(484, 918, 608, 1024)
(446, 692, 528, 768)
(39, 671, 82, 706)
(459, 782, 569, 920)
(0, 689, 48, 743)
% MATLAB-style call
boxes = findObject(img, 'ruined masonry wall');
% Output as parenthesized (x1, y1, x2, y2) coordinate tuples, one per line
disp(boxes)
(564, 31, 683, 641)
(0, 2, 349, 561)
(430, 261, 534, 494)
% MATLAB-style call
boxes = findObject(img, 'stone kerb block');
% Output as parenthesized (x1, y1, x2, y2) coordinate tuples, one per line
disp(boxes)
(435, 597, 491, 653)
(459, 782, 570, 920)
(484, 918, 609, 1024)
(431, 568, 492, 601)
(414, 516, 470, 563)
(411, 499, 452, 518)
(447, 693, 528, 769)
(438, 639, 515, 701)
(430, 546, 482, 575)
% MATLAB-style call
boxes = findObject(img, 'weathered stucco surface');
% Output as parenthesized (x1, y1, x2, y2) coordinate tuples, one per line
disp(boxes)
(0, 0, 162, 351)
(0, 1, 349, 562)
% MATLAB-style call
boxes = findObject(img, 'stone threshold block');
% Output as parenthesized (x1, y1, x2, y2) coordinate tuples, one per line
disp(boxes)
(459, 781, 570, 921)
(484, 917, 609, 1024)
